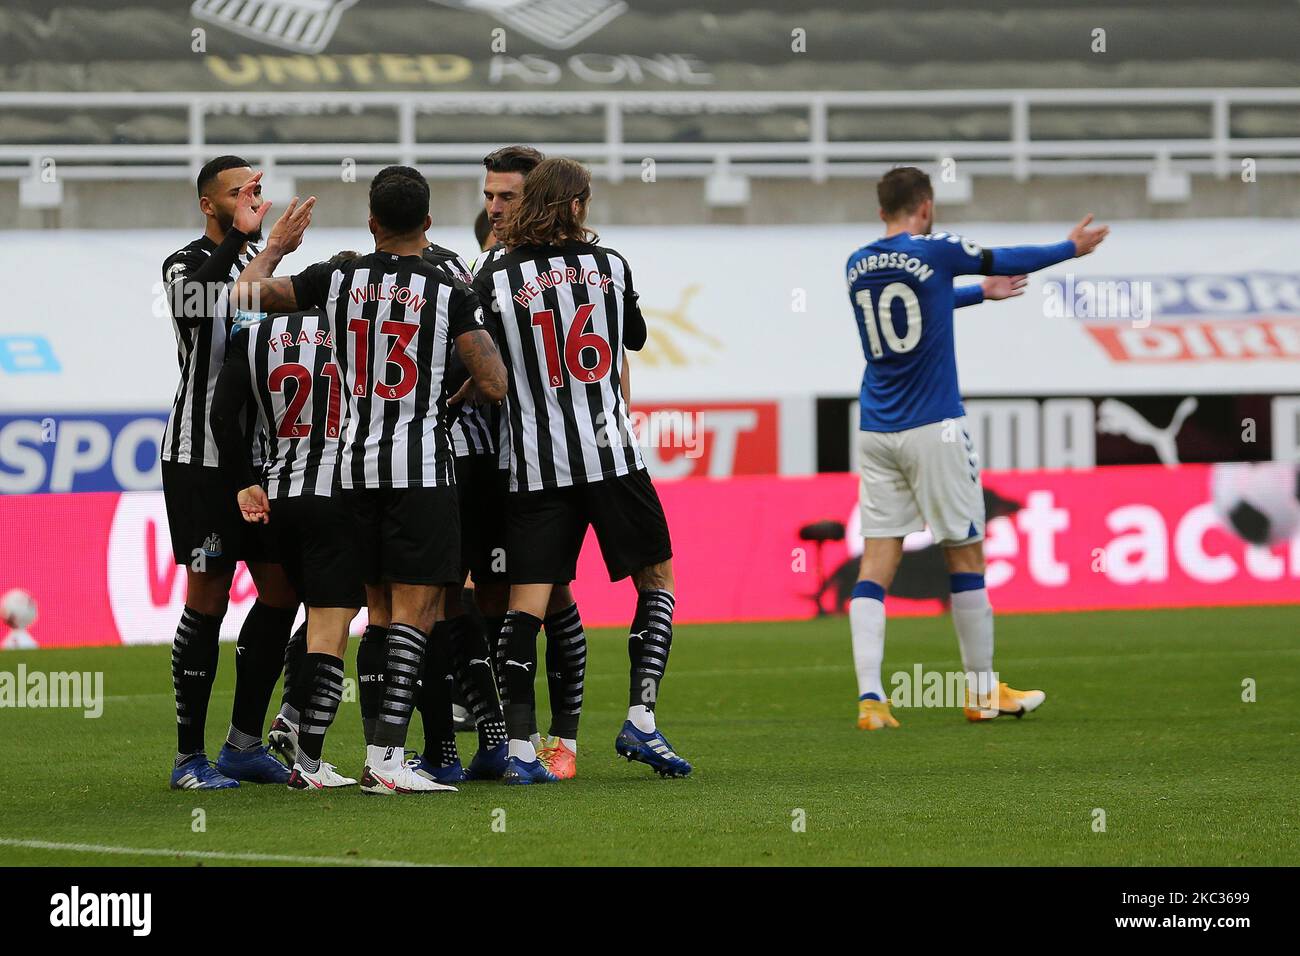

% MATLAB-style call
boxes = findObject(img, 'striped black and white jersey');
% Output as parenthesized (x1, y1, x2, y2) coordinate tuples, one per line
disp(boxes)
(218, 312, 341, 500)
(291, 251, 486, 489)
(422, 242, 498, 461)
(161, 233, 263, 468)
(474, 241, 648, 492)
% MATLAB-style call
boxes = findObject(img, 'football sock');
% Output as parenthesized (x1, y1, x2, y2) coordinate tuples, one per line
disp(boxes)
(417, 621, 458, 767)
(543, 602, 586, 742)
(298, 653, 345, 774)
(373, 622, 428, 749)
(950, 573, 996, 699)
(627, 589, 675, 730)
(356, 623, 387, 746)
(279, 619, 308, 725)
(447, 613, 508, 751)
(628, 705, 655, 734)
(849, 580, 887, 701)
(497, 609, 543, 750)
(227, 601, 296, 750)
(172, 606, 222, 759)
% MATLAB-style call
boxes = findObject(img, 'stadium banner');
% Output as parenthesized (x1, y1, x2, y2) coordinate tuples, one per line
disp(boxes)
(0, 403, 783, 494)
(0, 412, 168, 494)
(4, 223, 1299, 421)
(817, 394, 1300, 473)
(2, 463, 1295, 649)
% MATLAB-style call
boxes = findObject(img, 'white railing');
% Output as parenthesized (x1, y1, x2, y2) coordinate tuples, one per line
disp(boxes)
(1, 88, 1298, 183)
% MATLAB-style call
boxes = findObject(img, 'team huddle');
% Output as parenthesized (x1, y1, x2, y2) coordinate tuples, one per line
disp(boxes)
(162, 146, 689, 792)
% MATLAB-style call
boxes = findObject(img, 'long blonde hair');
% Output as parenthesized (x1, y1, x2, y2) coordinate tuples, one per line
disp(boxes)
(497, 157, 597, 248)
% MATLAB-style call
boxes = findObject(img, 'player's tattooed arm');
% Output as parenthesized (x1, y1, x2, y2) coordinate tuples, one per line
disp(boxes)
(231, 194, 316, 313)
(453, 329, 508, 403)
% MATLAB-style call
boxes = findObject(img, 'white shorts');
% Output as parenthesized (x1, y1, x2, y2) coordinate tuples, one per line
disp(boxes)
(858, 417, 985, 546)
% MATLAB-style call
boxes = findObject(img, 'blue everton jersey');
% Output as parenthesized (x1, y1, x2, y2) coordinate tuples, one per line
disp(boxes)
(846, 231, 989, 432)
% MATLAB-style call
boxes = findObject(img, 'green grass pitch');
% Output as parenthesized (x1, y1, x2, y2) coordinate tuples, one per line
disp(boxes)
(0, 605, 1296, 866)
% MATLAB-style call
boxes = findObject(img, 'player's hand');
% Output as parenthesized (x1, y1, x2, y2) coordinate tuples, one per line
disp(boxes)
(237, 485, 271, 524)
(232, 171, 270, 236)
(1068, 214, 1109, 257)
(448, 378, 491, 407)
(982, 274, 1028, 300)
(265, 195, 317, 257)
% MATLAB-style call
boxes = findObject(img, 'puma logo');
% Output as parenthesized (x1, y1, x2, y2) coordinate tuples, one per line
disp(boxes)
(504, 660, 533, 672)
(468, 658, 491, 668)
(1097, 396, 1197, 467)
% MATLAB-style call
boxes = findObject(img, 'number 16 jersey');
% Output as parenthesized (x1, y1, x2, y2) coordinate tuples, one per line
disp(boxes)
(474, 241, 647, 492)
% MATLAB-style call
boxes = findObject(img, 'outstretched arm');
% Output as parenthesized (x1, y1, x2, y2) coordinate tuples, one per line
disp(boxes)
(983, 215, 1109, 275)
(232, 194, 317, 314)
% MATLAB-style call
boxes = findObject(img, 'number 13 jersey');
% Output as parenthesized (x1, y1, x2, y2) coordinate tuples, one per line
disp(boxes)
(292, 252, 485, 490)
(474, 241, 647, 492)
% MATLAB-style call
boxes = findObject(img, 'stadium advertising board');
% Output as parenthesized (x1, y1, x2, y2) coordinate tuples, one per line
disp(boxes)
(2, 222, 1296, 421)
(2, 464, 1294, 648)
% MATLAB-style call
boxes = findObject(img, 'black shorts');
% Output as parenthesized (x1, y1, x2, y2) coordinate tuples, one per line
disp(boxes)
(506, 469, 673, 584)
(455, 453, 508, 582)
(342, 486, 461, 586)
(161, 460, 276, 572)
(271, 494, 364, 608)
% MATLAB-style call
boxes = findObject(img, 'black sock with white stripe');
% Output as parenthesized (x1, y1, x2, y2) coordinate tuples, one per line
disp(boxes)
(227, 601, 295, 751)
(356, 624, 387, 746)
(173, 606, 222, 762)
(544, 603, 587, 742)
(447, 613, 508, 751)
(374, 622, 427, 749)
(417, 621, 458, 767)
(628, 590, 676, 731)
(298, 653, 345, 774)
(497, 610, 543, 750)
(279, 620, 308, 725)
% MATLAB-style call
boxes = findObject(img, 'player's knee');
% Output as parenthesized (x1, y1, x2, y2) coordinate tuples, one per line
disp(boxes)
(942, 542, 986, 575)
(185, 568, 233, 617)
(633, 560, 674, 594)
(248, 562, 298, 610)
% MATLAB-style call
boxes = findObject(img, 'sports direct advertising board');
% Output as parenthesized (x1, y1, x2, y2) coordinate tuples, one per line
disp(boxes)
(2, 464, 1297, 648)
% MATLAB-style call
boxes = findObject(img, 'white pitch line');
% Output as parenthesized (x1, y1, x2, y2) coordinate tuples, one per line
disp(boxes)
(0, 837, 435, 867)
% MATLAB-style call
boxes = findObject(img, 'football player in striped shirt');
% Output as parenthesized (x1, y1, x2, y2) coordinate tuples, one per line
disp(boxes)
(210, 271, 363, 789)
(470, 146, 593, 779)
(232, 167, 508, 795)
(475, 157, 691, 783)
(160, 157, 306, 790)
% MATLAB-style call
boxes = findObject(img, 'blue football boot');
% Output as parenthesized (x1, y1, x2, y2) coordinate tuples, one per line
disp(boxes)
(170, 753, 239, 790)
(465, 743, 510, 780)
(500, 755, 559, 785)
(614, 721, 693, 778)
(216, 743, 291, 784)
(407, 752, 469, 785)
